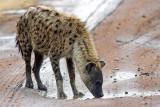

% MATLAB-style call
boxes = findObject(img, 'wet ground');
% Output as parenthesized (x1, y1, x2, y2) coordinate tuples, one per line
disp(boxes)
(0, 0, 160, 106)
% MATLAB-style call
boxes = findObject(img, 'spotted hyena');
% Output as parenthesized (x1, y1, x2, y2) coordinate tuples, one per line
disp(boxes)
(16, 6, 105, 98)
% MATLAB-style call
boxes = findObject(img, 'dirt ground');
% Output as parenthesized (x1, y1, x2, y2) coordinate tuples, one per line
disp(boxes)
(0, 0, 160, 107)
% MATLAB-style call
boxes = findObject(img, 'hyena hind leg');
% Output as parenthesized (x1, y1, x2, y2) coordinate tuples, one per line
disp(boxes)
(23, 47, 33, 89)
(66, 58, 84, 98)
(32, 51, 47, 91)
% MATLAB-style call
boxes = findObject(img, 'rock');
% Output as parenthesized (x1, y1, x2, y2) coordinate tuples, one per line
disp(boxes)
(125, 92, 128, 94)
(114, 67, 119, 70)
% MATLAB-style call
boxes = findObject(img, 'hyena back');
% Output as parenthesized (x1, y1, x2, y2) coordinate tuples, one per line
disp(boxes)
(16, 6, 105, 98)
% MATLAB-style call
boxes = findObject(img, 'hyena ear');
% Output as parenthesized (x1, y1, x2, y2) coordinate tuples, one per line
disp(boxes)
(86, 62, 96, 73)
(99, 61, 105, 68)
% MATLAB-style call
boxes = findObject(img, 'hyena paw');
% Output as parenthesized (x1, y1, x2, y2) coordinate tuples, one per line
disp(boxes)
(25, 81, 33, 89)
(74, 92, 84, 98)
(58, 92, 67, 99)
(38, 84, 47, 91)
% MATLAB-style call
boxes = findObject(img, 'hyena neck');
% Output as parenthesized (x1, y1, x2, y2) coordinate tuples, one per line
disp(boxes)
(73, 32, 100, 75)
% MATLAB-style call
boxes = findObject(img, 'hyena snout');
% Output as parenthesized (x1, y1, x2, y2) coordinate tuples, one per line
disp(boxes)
(96, 91, 104, 98)
(89, 80, 104, 98)
(94, 85, 104, 98)
(86, 81, 104, 98)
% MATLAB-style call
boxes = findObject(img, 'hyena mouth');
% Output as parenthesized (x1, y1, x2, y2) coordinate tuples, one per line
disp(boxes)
(92, 90, 104, 98)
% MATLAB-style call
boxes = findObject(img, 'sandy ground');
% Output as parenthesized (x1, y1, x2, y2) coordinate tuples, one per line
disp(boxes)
(0, 0, 160, 106)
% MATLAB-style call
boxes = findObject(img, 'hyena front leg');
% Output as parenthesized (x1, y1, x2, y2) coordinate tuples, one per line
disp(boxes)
(50, 57, 67, 99)
(33, 51, 47, 91)
(66, 58, 84, 98)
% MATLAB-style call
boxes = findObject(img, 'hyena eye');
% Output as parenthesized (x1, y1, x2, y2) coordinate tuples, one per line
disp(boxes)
(91, 66, 96, 71)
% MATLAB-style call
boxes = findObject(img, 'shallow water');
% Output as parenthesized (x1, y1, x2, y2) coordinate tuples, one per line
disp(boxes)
(115, 72, 136, 81)
(0, 32, 16, 50)
(2, 9, 27, 15)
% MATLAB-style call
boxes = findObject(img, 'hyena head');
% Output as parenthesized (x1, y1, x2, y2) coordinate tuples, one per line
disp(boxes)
(83, 61, 105, 98)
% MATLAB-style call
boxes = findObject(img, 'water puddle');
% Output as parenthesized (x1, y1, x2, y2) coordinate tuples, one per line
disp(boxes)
(20, 63, 160, 101)
(2, 9, 27, 15)
(106, 71, 136, 84)
(115, 72, 136, 81)
(0, 36, 15, 40)
(0, 32, 16, 50)
(21, 77, 160, 100)
(102, 91, 160, 99)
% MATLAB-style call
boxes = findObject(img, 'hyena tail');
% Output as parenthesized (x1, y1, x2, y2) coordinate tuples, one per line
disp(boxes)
(15, 36, 23, 57)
